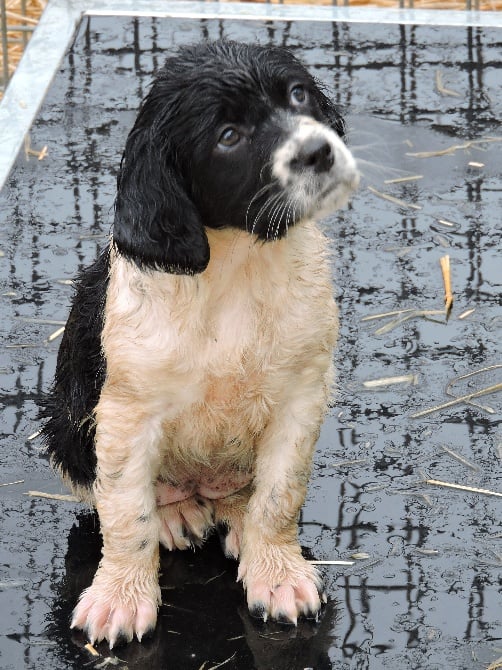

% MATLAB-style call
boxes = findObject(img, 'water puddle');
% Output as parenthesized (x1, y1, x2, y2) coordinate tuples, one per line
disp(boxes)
(0, 15, 500, 670)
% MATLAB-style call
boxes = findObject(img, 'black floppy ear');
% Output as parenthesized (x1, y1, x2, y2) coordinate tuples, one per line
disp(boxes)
(113, 128, 210, 274)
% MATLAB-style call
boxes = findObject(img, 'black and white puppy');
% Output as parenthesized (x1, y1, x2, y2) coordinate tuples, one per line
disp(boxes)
(42, 41, 359, 647)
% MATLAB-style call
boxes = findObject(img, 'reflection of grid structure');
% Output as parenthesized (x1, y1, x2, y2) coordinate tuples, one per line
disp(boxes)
(1, 0, 501, 97)
(0, 15, 500, 670)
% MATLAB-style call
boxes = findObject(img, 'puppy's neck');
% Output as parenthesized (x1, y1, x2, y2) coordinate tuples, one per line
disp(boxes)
(205, 228, 256, 269)
(203, 227, 289, 301)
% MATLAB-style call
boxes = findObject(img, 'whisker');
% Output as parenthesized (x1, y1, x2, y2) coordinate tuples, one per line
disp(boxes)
(267, 194, 287, 240)
(252, 191, 283, 236)
(246, 183, 276, 234)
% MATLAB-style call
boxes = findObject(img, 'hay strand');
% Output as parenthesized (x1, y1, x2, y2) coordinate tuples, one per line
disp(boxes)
(435, 70, 461, 97)
(425, 479, 502, 498)
(363, 374, 418, 388)
(411, 382, 502, 418)
(439, 254, 453, 318)
(445, 364, 502, 413)
(25, 490, 80, 502)
(309, 560, 355, 565)
(406, 136, 502, 159)
(367, 185, 422, 210)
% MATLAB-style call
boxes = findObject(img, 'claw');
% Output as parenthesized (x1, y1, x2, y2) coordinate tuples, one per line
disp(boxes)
(249, 602, 268, 621)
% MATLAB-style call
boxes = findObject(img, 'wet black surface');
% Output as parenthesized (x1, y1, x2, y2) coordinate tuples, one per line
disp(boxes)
(1, 15, 501, 670)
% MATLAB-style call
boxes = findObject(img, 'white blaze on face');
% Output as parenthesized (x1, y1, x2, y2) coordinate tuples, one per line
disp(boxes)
(272, 115, 359, 219)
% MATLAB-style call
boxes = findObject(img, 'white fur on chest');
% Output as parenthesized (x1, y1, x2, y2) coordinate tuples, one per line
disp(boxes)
(102, 223, 337, 470)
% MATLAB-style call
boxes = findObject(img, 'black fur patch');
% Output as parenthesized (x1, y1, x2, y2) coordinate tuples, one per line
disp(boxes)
(40, 249, 109, 489)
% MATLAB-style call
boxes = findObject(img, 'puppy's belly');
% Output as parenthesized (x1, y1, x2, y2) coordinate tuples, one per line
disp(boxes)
(156, 470, 253, 505)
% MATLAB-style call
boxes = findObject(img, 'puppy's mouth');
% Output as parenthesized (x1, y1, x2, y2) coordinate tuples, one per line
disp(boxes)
(262, 115, 359, 236)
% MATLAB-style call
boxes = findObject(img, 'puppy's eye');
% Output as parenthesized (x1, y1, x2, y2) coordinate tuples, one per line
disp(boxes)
(289, 84, 308, 107)
(217, 127, 241, 149)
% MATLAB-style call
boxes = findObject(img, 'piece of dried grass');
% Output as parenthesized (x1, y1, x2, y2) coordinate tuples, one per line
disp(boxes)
(435, 70, 461, 97)
(439, 254, 453, 318)
(25, 490, 80, 502)
(440, 445, 479, 471)
(367, 185, 422, 210)
(309, 559, 355, 565)
(406, 136, 502, 159)
(425, 478, 502, 498)
(363, 374, 418, 388)
(411, 382, 502, 418)
(384, 175, 423, 184)
(445, 364, 502, 414)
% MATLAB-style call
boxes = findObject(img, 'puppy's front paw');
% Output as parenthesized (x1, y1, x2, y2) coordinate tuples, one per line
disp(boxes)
(71, 566, 161, 648)
(239, 545, 326, 624)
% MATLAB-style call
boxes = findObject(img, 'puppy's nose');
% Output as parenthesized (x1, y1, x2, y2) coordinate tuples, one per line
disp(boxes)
(290, 137, 334, 174)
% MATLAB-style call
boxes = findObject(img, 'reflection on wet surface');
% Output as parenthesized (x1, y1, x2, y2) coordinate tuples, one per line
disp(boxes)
(0, 15, 501, 670)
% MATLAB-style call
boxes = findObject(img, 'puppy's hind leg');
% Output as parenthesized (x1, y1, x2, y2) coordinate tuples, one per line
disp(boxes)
(158, 496, 215, 551)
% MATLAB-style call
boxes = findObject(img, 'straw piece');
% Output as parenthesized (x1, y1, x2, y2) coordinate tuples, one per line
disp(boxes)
(439, 255, 453, 318)
(25, 490, 80, 502)
(384, 175, 423, 184)
(445, 364, 501, 413)
(19, 318, 66, 325)
(363, 374, 418, 388)
(0, 479, 24, 487)
(24, 135, 48, 161)
(458, 308, 475, 320)
(368, 185, 422, 210)
(309, 560, 355, 566)
(362, 308, 416, 322)
(5, 343, 40, 349)
(406, 136, 502, 159)
(207, 653, 237, 670)
(440, 445, 479, 471)
(47, 326, 65, 342)
(435, 70, 461, 97)
(374, 309, 445, 335)
(411, 382, 502, 418)
(84, 643, 100, 657)
(5, 10, 39, 25)
(425, 479, 502, 498)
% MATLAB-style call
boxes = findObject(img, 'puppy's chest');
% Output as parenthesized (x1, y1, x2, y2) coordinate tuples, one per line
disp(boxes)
(176, 304, 278, 437)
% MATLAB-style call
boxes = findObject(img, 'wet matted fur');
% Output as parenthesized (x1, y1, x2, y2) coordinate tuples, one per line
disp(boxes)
(41, 40, 359, 647)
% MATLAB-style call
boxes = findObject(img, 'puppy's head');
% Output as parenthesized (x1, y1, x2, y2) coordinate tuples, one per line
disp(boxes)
(113, 41, 359, 274)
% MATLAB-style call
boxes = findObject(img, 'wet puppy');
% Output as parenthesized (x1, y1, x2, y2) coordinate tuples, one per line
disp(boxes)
(42, 41, 358, 647)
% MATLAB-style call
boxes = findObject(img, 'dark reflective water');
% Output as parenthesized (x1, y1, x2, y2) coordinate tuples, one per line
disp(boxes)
(0, 15, 501, 670)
